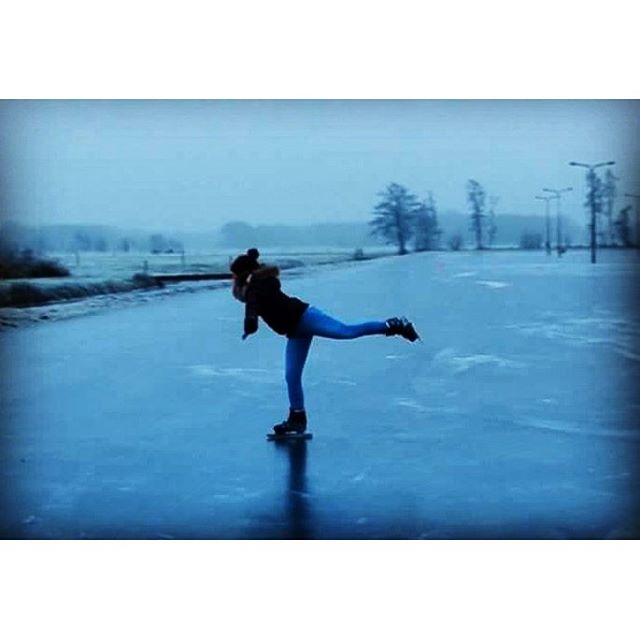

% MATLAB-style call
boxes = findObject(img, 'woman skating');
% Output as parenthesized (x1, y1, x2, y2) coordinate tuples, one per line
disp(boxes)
(230, 248, 419, 436)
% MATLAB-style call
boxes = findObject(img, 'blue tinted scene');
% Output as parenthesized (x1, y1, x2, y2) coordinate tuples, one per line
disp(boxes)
(1, 100, 638, 538)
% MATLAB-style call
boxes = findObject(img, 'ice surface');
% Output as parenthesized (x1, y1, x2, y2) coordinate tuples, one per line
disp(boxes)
(432, 348, 524, 374)
(1, 249, 638, 539)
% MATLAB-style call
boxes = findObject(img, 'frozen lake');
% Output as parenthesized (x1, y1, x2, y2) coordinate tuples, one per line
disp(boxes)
(1, 249, 639, 538)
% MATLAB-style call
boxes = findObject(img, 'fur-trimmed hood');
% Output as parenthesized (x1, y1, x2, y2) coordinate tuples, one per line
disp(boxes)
(232, 264, 280, 302)
(249, 265, 280, 281)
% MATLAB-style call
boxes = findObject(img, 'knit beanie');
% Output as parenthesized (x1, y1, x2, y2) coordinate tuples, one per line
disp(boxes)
(230, 248, 260, 279)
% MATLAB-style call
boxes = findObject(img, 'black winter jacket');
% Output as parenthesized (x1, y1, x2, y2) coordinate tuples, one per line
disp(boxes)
(233, 266, 309, 338)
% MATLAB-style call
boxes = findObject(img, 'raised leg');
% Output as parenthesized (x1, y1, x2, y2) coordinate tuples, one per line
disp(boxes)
(297, 306, 387, 340)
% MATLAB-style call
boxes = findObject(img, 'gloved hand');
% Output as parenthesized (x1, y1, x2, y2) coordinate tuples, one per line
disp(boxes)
(242, 316, 258, 340)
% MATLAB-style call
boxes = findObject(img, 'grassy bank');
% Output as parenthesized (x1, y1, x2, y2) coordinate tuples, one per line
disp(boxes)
(0, 274, 161, 308)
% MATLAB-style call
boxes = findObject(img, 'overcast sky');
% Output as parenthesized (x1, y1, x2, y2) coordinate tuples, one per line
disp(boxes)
(1, 100, 638, 231)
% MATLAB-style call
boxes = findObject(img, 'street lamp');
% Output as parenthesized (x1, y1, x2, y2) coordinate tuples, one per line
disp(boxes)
(624, 193, 640, 249)
(542, 186, 573, 256)
(535, 195, 554, 255)
(569, 161, 615, 263)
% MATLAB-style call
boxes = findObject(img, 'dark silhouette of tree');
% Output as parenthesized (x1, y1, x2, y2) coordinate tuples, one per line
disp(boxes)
(467, 179, 487, 250)
(585, 171, 604, 247)
(614, 205, 633, 247)
(487, 196, 499, 248)
(370, 183, 418, 255)
(414, 192, 441, 251)
(602, 170, 619, 246)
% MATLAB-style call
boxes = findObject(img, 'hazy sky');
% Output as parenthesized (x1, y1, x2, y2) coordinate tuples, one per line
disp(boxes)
(1, 100, 638, 231)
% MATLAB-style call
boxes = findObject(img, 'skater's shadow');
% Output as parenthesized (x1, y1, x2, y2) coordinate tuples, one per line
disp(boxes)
(273, 439, 312, 539)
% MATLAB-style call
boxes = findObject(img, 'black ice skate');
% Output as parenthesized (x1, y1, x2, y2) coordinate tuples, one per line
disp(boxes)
(385, 317, 420, 342)
(268, 410, 312, 440)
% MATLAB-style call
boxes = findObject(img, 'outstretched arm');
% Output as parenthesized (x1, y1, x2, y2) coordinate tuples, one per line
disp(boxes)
(242, 287, 259, 340)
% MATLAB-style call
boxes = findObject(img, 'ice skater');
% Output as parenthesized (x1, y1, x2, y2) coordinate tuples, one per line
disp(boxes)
(230, 248, 420, 437)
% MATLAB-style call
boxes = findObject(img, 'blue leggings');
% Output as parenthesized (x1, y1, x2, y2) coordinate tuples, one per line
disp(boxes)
(285, 306, 387, 410)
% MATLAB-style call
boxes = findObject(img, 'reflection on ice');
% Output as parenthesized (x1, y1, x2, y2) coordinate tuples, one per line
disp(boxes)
(272, 439, 311, 539)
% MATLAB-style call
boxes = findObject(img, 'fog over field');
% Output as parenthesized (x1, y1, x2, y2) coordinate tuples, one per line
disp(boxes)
(1, 100, 638, 235)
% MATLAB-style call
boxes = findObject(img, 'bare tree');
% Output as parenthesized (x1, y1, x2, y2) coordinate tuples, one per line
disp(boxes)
(370, 183, 419, 255)
(413, 191, 442, 252)
(467, 179, 487, 250)
(585, 171, 604, 248)
(487, 195, 499, 248)
(614, 205, 633, 247)
(602, 170, 619, 246)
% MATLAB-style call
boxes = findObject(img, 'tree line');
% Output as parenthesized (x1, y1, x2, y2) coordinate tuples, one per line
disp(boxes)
(370, 180, 499, 254)
(372, 174, 638, 256)
(0, 222, 185, 256)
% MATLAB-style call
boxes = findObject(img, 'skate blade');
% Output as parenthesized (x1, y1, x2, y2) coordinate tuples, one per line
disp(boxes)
(267, 432, 313, 441)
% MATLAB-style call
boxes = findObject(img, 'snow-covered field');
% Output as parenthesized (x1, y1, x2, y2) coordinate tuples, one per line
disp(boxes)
(0, 247, 391, 319)
(49, 248, 383, 279)
(0, 248, 390, 328)
(1, 248, 638, 538)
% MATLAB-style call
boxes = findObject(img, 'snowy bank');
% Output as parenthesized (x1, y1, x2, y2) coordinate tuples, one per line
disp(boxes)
(0, 273, 161, 308)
